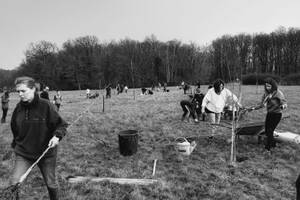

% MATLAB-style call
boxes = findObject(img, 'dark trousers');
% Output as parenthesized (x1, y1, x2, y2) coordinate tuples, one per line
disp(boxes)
(1, 108, 8, 122)
(180, 100, 196, 119)
(265, 112, 282, 150)
(296, 174, 300, 200)
(55, 104, 61, 111)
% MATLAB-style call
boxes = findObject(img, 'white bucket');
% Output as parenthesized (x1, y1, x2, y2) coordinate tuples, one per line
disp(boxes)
(175, 137, 197, 156)
(274, 131, 300, 144)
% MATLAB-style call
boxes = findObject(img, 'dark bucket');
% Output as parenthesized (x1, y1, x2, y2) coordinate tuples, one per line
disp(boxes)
(118, 130, 138, 156)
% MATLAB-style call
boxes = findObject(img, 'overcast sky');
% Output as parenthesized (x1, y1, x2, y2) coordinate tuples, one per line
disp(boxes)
(1, 0, 300, 70)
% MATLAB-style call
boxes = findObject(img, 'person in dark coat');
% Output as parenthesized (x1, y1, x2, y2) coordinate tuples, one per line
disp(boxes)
(40, 86, 50, 100)
(1, 90, 9, 123)
(10, 77, 68, 200)
(106, 84, 112, 98)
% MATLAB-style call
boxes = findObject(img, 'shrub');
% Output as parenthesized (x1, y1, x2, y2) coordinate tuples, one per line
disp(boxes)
(242, 73, 281, 85)
(282, 73, 300, 85)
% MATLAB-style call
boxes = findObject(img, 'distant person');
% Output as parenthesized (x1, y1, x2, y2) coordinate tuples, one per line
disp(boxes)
(53, 90, 62, 111)
(180, 80, 185, 89)
(201, 79, 242, 124)
(116, 84, 121, 95)
(163, 82, 169, 92)
(124, 85, 128, 93)
(158, 82, 162, 91)
(86, 89, 91, 99)
(1, 90, 9, 123)
(40, 86, 50, 100)
(252, 77, 287, 152)
(194, 82, 201, 95)
(10, 76, 68, 200)
(105, 84, 112, 98)
(183, 84, 190, 94)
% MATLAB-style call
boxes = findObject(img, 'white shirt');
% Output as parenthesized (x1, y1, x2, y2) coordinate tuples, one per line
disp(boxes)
(202, 88, 238, 113)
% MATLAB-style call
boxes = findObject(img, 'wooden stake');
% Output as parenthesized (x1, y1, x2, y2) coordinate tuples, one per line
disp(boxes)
(102, 95, 105, 113)
(152, 159, 157, 176)
(67, 176, 159, 185)
(133, 89, 135, 100)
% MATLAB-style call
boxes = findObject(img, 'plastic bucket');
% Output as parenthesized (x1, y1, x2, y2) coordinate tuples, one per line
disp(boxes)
(118, 130, 138, 156)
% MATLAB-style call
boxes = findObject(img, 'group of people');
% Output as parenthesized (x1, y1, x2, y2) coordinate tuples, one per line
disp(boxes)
(1, 75, 297, 199)
(181, 78, 288, 154)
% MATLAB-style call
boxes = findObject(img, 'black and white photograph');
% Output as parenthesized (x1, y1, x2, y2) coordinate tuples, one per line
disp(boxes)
(1, 0, 300, 199)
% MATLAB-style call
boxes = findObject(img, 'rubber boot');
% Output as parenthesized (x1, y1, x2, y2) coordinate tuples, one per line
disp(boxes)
(47, 187, 59, 200)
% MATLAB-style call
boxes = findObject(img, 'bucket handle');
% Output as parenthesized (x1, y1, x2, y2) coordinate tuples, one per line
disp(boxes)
(175, 137, 189, 143)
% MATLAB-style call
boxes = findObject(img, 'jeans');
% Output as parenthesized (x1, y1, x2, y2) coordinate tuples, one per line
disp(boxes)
(265, 112, 282, 150)
(11, 154, 58, 189)
(205, 108, 221, 124)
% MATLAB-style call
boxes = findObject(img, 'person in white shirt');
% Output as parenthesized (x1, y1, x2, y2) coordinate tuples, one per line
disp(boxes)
(201, 79, 242, 124)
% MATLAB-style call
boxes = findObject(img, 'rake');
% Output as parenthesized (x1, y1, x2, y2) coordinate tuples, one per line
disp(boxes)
(0, 146, 52, 200)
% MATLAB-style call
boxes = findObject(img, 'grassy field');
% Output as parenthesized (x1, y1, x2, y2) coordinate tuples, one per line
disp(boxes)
(0, 85, 299, 200)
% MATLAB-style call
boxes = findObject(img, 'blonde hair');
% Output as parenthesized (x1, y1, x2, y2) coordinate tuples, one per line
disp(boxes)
(14, 76, 39, 93)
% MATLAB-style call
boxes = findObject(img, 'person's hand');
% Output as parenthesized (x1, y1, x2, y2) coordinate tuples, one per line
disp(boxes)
(201, 108, 205, 114)
(280, 104, 287, 110)
(48, 136, 60, 148)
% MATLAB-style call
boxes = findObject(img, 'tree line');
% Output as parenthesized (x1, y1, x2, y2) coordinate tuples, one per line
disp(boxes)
(1, 26, 300, 90)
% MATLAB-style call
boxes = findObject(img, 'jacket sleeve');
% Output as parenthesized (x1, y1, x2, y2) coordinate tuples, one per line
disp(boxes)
(10, 106, 19, 148)
(47, 104, 68, 140)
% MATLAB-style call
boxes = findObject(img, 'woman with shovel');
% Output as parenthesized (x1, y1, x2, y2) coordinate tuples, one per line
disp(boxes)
(10, 76, 68, 200)
(253, 77, 287, 152)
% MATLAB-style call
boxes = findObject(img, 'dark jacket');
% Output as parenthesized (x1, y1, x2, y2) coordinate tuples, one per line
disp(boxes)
(1, 94, 9, 109)
(40, 91, 49, 100)
(11, 94, 68, 159)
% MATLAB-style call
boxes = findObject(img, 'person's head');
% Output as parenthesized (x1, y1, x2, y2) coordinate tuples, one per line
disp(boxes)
(264, 77, 278, 93)
(44, 86, 49, 91)
(213, 79, 225, 94)
(14, 76, 37, 102)
(196, 82, 201, 88)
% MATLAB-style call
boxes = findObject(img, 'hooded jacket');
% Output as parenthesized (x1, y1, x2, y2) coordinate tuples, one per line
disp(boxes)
(11, 94, 68, 159)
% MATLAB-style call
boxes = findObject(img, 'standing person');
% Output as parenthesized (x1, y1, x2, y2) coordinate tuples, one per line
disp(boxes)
(1, 90, 9, 123)
(124, 85, 128, 93)
(10, 76, 68, 200)
(106, 84, 112, 98)
(201, 79, 242, 124)
(194, 82, 201, 95)
(53, 90, 62, 111)
(253, 78, 287, 152)
(40, 86, 50, 100)
(86, 88, 91, 99)
(116, 83, 122, 95)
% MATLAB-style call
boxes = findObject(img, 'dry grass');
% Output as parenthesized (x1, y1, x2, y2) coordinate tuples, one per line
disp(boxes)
(0, 85, 299, 199)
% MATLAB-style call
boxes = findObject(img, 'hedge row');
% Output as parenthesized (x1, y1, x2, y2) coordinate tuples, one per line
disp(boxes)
(241, 73, 300, 85)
